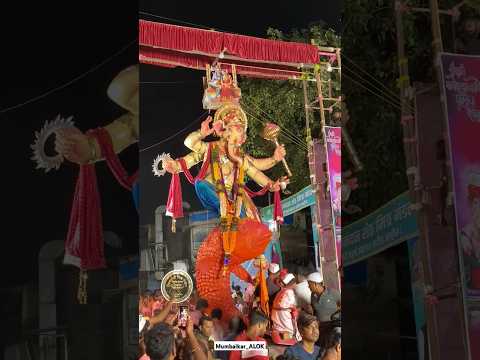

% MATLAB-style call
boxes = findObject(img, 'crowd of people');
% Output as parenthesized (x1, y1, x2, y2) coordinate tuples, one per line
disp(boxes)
(138, 263, 341, 360)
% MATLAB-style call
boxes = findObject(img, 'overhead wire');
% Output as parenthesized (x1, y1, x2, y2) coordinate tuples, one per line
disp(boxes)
(0, 39, 137, 114)
(240, 98, 309, 150)
(342, 61, 414, 113)
(343, 70, 405, 112)
(241, 103, 309, 152)
(241, 96, 307, 144)
(140, 81, 199, 84)
(240, 99, 309, 151)
(342, 54, 402, 106)
(139, 11, 215, 31)
(243, 108, 309, 153)
(139, 111, 208, 152)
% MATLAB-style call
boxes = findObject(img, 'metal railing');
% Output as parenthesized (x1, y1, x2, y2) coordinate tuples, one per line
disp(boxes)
(24, 327, 68, 360)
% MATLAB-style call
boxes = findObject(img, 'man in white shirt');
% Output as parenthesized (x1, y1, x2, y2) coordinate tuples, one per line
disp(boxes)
(294, 273, 311, 312)
(271, 273, 301, 345)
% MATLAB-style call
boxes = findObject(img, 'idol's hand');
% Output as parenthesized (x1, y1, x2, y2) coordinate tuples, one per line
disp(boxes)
(270, 176, 290, 192)
(200, 116, 215, 138)
(212, 119, 225, 136)
(164, 159, 180, 174)
(273, 144, 286, 162)
(55, 127, 92, 165)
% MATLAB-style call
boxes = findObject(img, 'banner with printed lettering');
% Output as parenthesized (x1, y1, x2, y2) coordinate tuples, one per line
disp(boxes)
(440, 53, 480, 359)
(261, 185, 315, 221)
(325, 126, 342, 263)
(342, 192, 418, 266)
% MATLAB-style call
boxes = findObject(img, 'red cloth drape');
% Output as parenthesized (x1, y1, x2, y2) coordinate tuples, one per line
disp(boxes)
(245, 186, 283, 224)
(243, 185, 270, 198)
(139, 47, 304, 80)
(222, 32, 318, 65)
(177, 143, 212, 185)
(139, 21, 224, 54)
(139, 20, 319, 65)
(166, 172, 183, 220)
(63, 128, 137, 270)
(165, 144, 212, 220)
(273, 190, 284, 224)
(90, 128, 138, 190)
(139, 20, 320, 80)
(64, 164, 105, 270)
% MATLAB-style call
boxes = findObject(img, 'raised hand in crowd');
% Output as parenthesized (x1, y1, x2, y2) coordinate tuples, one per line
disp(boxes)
(148, 301, 174, 327)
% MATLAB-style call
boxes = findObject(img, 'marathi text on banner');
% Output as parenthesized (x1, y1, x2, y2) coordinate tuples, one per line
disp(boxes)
(441, 52, 480, 359)
(325, 126, 342, 263)
(342, 192, 418, 266)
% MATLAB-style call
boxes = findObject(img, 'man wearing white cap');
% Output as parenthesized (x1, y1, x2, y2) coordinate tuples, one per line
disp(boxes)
(267, 263, 281, 304)
(271, 273, 301, 345)
(307, 272, 341, 324)
(294, 273, 312, 312)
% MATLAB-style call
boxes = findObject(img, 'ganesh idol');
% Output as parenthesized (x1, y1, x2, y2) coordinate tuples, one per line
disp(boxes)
(163, 103, 288, 220)
(162, 103, 288, 273)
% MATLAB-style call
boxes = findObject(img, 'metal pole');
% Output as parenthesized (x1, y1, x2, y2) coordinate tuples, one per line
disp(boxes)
(394, 2, 442, 359)
(314, 68, 327, 133)
(316, 62, 341, 290)
(428, 0, 471, 357)
(303, 79, 312, 145)
(63, 335, 69, 360)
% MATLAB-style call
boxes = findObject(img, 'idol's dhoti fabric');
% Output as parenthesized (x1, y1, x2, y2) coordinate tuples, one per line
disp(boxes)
(194, 180, 247, 218)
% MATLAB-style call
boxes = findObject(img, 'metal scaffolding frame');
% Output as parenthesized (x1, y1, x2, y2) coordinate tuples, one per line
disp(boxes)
(302, 46, 342, 292)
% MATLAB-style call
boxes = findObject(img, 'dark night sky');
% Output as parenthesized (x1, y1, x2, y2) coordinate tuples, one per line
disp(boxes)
(1, 1, 340, 286)
(1, 3, 137, 287)
(139, 1, 341, 225)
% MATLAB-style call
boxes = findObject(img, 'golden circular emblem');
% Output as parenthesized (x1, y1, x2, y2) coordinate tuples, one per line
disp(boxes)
(160, 270, 193, 303)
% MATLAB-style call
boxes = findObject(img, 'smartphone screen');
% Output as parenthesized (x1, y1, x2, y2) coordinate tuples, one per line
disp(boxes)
(178, 305, 189, 328)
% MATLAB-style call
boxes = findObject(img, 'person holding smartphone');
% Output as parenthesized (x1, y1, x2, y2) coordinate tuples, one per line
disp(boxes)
(184, 316, 215, 360)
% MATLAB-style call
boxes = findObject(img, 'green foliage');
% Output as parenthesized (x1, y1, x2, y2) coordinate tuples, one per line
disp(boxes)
(341, 0, 477, 224)
(240, 2, 478, 221)
(342, 0, 408, 223)
(241, 78, 311, 191)
(239, 25, 340, 193)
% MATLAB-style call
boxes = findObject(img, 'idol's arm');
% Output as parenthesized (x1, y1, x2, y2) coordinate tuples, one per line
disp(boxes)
(87, 65, 139, 162)
(181, 150, 206, 169)
(184, 130, 208, 154)
(246, 155, 279, 171)
(55, 65, 139, 165)
(164, 149, 207, 174)
(88, 112, 139, 163)
(245, 160, 274, 188)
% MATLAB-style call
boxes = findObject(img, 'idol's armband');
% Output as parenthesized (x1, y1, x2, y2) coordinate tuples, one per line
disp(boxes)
(181, 150, 205, 170)
(88, 112, 139, 163)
